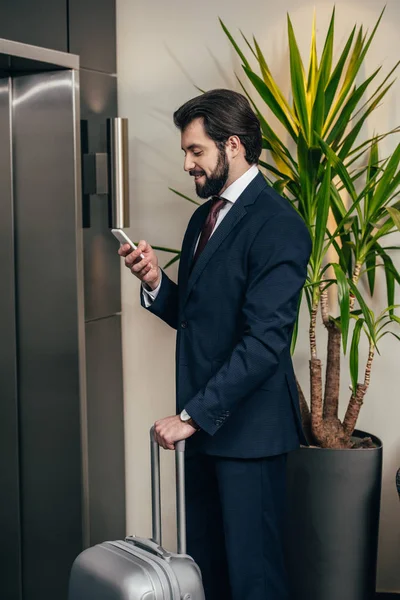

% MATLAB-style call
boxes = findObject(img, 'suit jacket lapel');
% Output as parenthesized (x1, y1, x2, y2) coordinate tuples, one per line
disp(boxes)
(178, 200, 209, 299)
(182, 171, 267, 307)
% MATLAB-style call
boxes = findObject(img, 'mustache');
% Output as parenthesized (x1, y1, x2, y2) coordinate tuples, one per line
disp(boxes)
(190, 170, 205, 177)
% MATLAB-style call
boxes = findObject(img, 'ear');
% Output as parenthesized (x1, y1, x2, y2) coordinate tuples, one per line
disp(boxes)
(226, 135, 241, 159)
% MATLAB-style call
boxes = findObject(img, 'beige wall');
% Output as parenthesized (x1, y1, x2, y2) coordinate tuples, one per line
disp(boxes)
(116, 0, 400, 592)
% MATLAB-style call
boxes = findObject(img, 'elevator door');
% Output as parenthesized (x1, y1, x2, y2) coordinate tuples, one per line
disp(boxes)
(0, 74, 22, 600)
(0, 68, 85, 600)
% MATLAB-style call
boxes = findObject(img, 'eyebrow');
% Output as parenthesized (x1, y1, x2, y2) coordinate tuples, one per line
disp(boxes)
(181, 144, 206, 152)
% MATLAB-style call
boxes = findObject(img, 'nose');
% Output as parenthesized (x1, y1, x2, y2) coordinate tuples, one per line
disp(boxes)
(184, 155, 196, 172)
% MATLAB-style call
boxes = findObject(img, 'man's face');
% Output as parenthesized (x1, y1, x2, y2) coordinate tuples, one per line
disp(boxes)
(181, 118, 230, 199)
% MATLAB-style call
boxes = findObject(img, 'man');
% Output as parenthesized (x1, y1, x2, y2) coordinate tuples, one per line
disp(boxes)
(119, 89, 312, 600)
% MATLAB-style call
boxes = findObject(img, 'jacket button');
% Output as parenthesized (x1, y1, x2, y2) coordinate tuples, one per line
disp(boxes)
(181, 321, 188, 329)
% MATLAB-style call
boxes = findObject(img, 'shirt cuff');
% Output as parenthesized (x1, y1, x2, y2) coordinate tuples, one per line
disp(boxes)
(142, 269, 162, 307)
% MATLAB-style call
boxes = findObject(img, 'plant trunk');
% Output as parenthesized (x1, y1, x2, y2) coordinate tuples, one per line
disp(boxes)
(323, 322, 341, 419)
(343, 345, 375, 436)
(310, 358, 325, 442)
(310, 302, 318, 359)
(343, 384, 368, 436)
(349, 262, 362, 311)
(319, 280, 330, 326)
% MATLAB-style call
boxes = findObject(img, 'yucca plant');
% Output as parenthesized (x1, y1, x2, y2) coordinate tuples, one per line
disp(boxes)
(154, 8, 400, 448)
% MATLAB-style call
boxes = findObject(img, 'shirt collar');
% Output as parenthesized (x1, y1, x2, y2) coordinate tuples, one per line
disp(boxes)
(218, 164, 259, 204)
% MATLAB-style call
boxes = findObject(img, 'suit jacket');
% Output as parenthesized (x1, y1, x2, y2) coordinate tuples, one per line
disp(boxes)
(141, 172, 312, 458)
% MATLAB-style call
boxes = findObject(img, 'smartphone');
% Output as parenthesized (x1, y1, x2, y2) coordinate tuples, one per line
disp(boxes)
(111, 228, 145, 259)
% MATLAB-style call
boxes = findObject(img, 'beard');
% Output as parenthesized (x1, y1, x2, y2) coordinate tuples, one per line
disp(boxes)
(191, 147, 230, 199)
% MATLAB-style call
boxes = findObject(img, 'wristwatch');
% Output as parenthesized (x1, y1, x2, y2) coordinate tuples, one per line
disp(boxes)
(180, 409, 200, 431)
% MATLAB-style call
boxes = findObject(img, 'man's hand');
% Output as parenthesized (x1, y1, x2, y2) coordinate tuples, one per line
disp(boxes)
(118, 239, 160, 290)
(154, 415, 197, 450)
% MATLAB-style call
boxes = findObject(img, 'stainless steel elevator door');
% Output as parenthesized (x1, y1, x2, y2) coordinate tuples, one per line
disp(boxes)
(1, 68, 85, 600)
(0, 75, 22, 600)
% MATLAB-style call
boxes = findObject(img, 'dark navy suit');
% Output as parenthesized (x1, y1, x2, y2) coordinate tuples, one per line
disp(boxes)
(141, 172, 312, 599)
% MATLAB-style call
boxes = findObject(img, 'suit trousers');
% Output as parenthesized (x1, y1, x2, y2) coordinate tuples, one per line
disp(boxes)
(185, 452, 290, 600)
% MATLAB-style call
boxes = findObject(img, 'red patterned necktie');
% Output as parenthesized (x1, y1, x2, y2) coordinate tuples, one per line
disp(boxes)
(192, 196, 227, 265)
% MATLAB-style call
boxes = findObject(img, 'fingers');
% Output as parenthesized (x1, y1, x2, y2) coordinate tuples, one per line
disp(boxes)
(154, 421, 175, 451)
(123, 247, 145, 266)
(131, 261, 154, 282)
(128, 255, 151, 274)
(117, 240, 157, 283)
(118, 240, 148, 258)
(118, 243, 131, 257)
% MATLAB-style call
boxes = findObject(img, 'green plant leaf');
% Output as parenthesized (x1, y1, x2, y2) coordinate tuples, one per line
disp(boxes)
(297, 131, 314, 221)
(368, 245, 399, 318)
(239, 29, 258, 60)
(326, 229, 353, 277)
(350, 318, 364, 392)
(384, 257, 395, 316)
(243, 66, 298, 140)
(332, 263, 350, 352)
(169, 188, 200, 206)
(252, 36, 298, 125)
(324, 24, 356, 119)
(235, 76, 297, 174)
(351, 60, 400, 122)
(327, 8, 385, 133)
(273, 178, 291, 195)
(365, 250, 376, 296)
(314, 161, 331, 265)
(219, 18, 250, 69)
(163, 253, 181, 269)
(325, 67, 381, 147)
(365, 137, 380, 218)
(310, 65, 325, 142)
(150, 245, 181, 254)
(378, 331, 400, 344)
(318, 136, 358, 202)
(386, 206, 400, 232)
(287, 14, 310, 140)
(348, 280, 377, 344)
(324, 25, 364, 131)
(338, 81, 397, 160)
(317, 7, 335, 89)
(345, 128, 400, 168)
(375, 244, 400, 285)
(258, 159, 295, 181)
(368, 145, 400, 217)
(307, 11, 318, 96)
(389, 314, 400, 327)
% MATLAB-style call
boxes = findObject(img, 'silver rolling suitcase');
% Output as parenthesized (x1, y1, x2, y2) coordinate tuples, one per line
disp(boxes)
(68, 428, 205, 600)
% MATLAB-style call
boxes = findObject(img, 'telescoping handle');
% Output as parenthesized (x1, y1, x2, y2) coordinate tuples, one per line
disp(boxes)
(150, 427, 187, 555)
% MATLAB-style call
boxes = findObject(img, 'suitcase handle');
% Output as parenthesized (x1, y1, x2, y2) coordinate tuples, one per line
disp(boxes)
(127, 536, 172, 560)
(150, 427, 187, 554)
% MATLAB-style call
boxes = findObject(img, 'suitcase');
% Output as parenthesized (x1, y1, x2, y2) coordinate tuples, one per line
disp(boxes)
(68, 427, 205, 600)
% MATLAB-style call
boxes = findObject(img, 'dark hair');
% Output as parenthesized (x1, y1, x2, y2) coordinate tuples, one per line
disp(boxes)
(173, 89, 262, 165)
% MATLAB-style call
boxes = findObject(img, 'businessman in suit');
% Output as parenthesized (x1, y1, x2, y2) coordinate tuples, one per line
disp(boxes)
(119, 89, 312, 600)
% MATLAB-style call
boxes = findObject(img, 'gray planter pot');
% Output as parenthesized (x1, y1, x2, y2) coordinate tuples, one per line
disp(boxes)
(285, 429, 383, 600)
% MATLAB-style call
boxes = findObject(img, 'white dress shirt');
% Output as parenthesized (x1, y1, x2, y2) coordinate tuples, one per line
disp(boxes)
(142, 164, 259, 306)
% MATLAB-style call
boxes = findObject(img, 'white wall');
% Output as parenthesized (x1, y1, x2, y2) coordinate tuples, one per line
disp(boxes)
(116, 0, 400, 592)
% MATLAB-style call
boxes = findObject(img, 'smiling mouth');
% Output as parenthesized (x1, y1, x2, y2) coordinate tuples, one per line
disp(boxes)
(193, 173, 205, 182)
